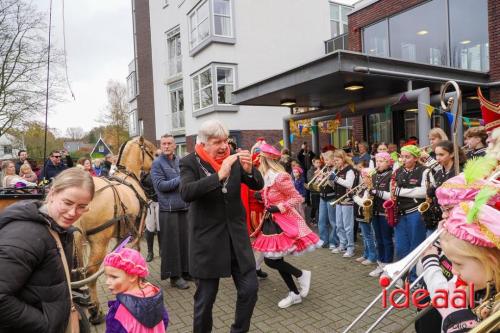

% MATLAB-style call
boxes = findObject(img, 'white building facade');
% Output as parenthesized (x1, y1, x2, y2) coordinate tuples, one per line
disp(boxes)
(147, 0, 354, 153)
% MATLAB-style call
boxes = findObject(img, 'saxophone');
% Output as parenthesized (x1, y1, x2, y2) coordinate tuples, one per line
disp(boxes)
(362, 175, 374, 222)
(383, 171, 398, 227)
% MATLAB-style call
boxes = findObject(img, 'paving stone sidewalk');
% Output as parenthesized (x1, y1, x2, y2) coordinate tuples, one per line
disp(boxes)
(91, 236, 416, 333)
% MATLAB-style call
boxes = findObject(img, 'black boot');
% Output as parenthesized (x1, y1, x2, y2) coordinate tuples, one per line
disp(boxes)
(144, 230, 154, 262)
(256, 269, 268, 279)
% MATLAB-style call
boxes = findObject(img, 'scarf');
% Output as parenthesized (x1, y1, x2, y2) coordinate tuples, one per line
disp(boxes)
(195, 143, 230, 172)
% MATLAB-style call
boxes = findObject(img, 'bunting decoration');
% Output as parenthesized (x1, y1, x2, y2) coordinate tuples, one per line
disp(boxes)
(310, 124, 318, 135)
(290, 134, 295, 143)
(279, 139, 284, 147)
(394, 93, 409, 105)
(417, 101, 484, 127)
(445, 112, 454, 126)
(289, 119, 311, 137)
(425, 104, 434, 118)
(348, 103, 356, 113)
(319, 120, 340, 133)
(298, 124, 303, 136)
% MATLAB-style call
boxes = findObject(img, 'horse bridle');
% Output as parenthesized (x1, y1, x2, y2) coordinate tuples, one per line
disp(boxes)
(116, 137, 156, 177)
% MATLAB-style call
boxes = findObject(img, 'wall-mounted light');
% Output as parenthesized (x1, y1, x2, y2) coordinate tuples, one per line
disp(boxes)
(416, 30, 428, 36)
(280, 99, 296, 107)
(406, 108, 418, 112)
(344, 83, 364, 91)
(466, 96, 479, 100)
(460, 40, 471, 45)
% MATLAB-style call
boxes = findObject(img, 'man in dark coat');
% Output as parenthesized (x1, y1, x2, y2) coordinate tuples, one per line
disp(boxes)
(180, 120, 264, 333)
(151, 133, 190, 289)
(41, 150, 73, 182)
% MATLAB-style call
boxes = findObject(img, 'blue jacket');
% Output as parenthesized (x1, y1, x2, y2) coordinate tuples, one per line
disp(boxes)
(151, 155, 188, 212)
(293, 176, 306, 198)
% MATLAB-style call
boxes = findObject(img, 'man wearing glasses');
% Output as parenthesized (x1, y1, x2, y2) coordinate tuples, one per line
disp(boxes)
(41, 150, 73, 182)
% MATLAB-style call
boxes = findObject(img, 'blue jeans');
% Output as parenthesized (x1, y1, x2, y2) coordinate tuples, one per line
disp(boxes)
(359, 221, 377, 262)
(318, 198, 338, 247)
(394, 211, 426, 281)
(335, 205, 354, 251)
(371, 215, 394, 264)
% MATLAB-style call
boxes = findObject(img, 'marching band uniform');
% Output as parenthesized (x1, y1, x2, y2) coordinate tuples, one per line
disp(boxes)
(466, 147, 487, 160)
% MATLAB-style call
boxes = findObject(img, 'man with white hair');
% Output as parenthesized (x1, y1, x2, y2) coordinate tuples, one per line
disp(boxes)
(180, 120, 264, 333)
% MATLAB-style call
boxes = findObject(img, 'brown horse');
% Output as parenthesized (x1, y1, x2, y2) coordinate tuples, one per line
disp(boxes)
(73, 136, 157, 324)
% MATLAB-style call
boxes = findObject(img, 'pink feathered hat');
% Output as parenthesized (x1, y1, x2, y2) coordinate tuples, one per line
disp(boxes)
(436, 174, 500, 207)
(444, 201, 500, 249)
(259, 143, 281, 160)
(104, 248, 149, 278)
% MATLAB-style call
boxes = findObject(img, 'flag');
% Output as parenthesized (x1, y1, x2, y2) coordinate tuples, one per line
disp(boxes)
(290, 134, 295, 143)
(425, 104, 434, 118)
(335, 113, 341, 122)
(311, 124, 317, 135)
(463, 116, 471, 126)
(279, 139, 284, 147)
(348, 103, 355, 113)
(445, 112, 454, 125)
(298, 124, 303, 136)
(395, 93, 409, 105)
(384, 104, 391, 118)
(479, 119, 485, 126)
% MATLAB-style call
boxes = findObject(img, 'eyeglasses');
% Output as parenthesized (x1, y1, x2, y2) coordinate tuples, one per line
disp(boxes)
(52, 155, 62, 158)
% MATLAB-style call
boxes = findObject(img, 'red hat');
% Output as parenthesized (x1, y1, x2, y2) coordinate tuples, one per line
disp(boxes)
(478, 87, 500, 132)
(259, 143, 281, 160)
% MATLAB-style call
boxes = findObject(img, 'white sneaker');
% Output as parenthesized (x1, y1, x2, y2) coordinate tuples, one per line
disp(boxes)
(343, 250, 355, 258)
(331, 247, 345, 254)
(355, 256, 366, 262)
(329, 244, 336, 249)
(369, 265, 384, 277)
(278, 292, 302, 309)
(297, 270, 311, 298)
(362, 259, 376, 266)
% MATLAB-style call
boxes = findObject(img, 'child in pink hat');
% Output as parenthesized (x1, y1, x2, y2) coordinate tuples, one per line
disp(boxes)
(104, 248, 169, 333)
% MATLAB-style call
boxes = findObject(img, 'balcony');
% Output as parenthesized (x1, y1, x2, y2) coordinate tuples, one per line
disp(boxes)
(166, 111, 185, 135)
(324, 34, 349, 54)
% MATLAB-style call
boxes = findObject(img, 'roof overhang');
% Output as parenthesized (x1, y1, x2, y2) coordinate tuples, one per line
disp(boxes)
(232, 50, 490, 109)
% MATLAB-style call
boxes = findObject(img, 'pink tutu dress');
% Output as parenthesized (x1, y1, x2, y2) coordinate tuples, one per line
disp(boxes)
(252, 170, 322, 258)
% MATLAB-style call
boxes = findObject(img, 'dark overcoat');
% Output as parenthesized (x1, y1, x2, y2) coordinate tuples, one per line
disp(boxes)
(179, 152, 264, 279)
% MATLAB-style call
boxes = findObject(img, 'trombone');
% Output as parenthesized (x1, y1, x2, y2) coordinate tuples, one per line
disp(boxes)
(329, 182, 367, 206)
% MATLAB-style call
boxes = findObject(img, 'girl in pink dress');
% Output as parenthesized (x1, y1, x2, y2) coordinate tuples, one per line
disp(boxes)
(252, 144, 322, 309)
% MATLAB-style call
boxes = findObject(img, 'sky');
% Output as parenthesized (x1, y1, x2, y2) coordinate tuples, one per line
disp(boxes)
(35, 0, 134, 136)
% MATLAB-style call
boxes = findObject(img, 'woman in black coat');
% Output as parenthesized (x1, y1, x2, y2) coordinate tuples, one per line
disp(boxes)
(0, 168, 94, 333)
(179, 120, 264, 333)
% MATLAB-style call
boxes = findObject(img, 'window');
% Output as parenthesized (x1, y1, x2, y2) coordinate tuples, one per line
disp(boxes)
(188, 0, 234, 54)
(363, 20, 389, 57)
(191, 64, 237, 113)
(329, 2, 352, 38)
(449, 0, 489, 71)
(169, 81, 185, 129)
(213, 0, 232, 37)
(176, 143, 187, 157)
(139, 119, 144, 136)
(167, 27, 182, 77)
(368, 112, 392, 144)
(127, 71, 137, 101)
(332, 118, 353, 148)
(389, 0, 448, 66)
(404, 111, 418, 139)
(128, 110, 138, 136)
(216, 67, 233, 104)
(3, 145, 12, 155)
(189, 0, 210, 49)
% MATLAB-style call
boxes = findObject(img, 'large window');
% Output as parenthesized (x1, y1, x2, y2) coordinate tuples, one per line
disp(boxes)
(361, 0, 489, 72)
(213, 0, 232, 37)
(167, 27, 182, 77)
(368, 112, 392, 144)
(126, 71, 137, 101)
(389, 0, 447, 65)
(189, 1, 210, 49)
(188, 0, 234, 53)
(449, 0, 489, 72)
(329, 2, 352, 37)
(169, 81, 185, 129)
(363, 20, 389, 57)
(191, 64, 236, 112)
(128, 110, 138, 136)
(332, 118, 353, 148)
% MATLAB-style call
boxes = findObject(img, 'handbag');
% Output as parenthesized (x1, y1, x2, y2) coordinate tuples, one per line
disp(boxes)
(47, 227, 80, 333)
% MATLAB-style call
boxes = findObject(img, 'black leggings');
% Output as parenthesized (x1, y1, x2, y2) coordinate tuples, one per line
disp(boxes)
(264, 258, 302, 294)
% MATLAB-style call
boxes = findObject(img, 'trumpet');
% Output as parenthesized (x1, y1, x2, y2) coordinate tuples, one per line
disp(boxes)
(329, 182, 367, 206)
(304, 165, 328, 192)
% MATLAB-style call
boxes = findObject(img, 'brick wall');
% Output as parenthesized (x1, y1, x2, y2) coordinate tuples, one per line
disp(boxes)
(348, 0, 427, 52)
(489, 0, 500, 102)
(134, 0, 157, 143)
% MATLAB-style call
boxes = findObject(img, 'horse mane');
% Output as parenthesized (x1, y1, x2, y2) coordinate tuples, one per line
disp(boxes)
(116, 137, 134, 167)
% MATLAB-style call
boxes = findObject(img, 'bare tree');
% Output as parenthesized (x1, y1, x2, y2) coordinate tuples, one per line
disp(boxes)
(100, 79, 129, 149)
(66, 126, 85, 140)
(0, 0, 63, 136)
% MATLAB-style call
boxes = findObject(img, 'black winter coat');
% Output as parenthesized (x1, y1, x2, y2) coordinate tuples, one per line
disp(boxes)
(179, 152, 264, 279)
(0, 200, 73, 333)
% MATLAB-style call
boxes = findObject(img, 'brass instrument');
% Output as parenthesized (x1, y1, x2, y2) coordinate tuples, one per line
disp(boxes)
(317, 167, 337, 189)
(329, 182, 367, 206)
(417, 197, 431, 213)
(362, 195, 373, 222)
(304, 165, 328, 192)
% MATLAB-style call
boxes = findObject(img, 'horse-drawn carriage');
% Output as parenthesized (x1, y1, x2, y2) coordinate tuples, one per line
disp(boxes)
(0, 136, 157, 331)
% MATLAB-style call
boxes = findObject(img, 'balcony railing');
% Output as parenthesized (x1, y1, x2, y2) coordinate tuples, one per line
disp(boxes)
(324, 33, 349, 54)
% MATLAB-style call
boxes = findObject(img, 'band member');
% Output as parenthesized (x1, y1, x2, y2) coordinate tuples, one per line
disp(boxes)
(317, 150, 339, 249)
(329, 150, 356, 257)
(366, 152, 395, 277)
(151, 134, 190, 289)
(421, 196, 500, 332)
(307, 157, 322, 225)
(352, 167, 377, 266)
(393, 145, 429, 280)
(464, 126, 488, 159)
(420, 128, 449, 174)
(179, 120, 264, 333)
(252, 144, 321, 309)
